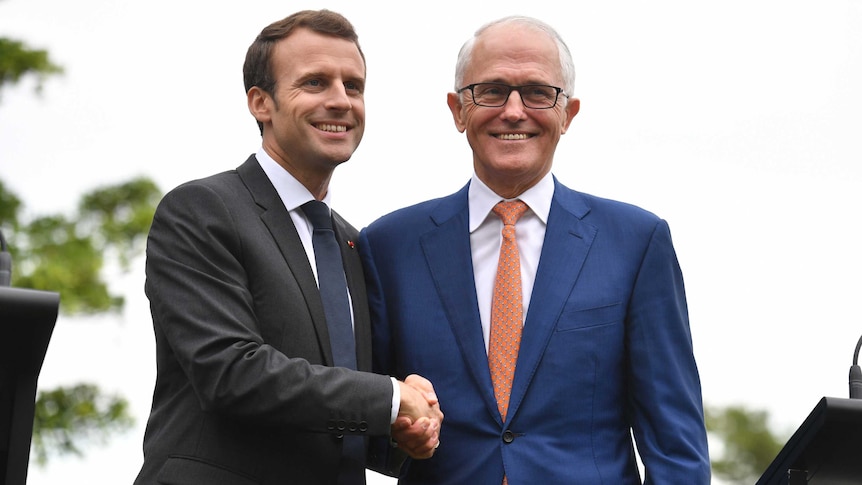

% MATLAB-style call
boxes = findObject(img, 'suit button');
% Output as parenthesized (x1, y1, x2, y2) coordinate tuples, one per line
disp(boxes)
(502, 430, 515, 443)
(337, 420, 346, 431)
(358, 421, 369, 432)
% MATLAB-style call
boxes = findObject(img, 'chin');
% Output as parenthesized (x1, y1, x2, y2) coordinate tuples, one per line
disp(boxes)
(490, 157, 539, 174)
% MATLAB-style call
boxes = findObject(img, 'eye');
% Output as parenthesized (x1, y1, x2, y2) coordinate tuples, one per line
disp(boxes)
(344, 80, 364, 95)
(526, 86, 554, 99)
(478, 84, 505, 96)
(302, 78, 327, 91)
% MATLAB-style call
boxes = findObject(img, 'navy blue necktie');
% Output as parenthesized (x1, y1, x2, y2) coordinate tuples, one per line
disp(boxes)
(301, 200, 357, 370)
(301, 200, 364, 485)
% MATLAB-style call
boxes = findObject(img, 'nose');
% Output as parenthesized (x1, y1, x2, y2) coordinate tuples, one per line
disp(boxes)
(500, 89, 527, 120)
(325, 84, 353, 111)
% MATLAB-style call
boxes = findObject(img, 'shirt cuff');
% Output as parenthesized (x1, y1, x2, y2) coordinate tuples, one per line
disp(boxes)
(390, 377, 400, 424)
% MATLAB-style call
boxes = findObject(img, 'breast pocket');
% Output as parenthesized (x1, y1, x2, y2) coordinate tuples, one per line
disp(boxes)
(555, 301, 624, 333)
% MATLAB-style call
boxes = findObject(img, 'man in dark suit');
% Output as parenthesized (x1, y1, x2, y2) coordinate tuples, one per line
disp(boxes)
(134, 10, 442, 485)
(358, 15, 710, 484)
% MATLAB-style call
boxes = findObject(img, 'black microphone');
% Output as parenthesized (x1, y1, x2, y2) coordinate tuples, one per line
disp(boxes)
(850, 333, 862, 399)
(0, 229, 11, 287)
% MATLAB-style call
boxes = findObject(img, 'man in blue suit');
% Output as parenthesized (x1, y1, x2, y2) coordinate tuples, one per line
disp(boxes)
(358, 15, 710, 484)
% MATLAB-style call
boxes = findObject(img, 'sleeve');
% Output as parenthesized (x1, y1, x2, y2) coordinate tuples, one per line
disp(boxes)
(625, 219, 711, 483)
(358, 227, 411, 477)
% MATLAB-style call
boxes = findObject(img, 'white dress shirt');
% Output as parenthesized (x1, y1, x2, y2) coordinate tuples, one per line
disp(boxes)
(468, 172, 553, 353)
(255, 148, 328, 283)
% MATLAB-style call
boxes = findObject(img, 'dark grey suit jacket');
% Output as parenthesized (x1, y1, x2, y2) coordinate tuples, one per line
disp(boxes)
(134, 155, 393, 485)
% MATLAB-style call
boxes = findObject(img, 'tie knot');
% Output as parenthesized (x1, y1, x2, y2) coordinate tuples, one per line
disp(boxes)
(492, 200, 528, 226)
(301, 200, 333, 231)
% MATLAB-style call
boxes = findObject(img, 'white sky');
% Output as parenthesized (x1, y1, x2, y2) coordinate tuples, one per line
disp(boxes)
(2, 0, 861, 483)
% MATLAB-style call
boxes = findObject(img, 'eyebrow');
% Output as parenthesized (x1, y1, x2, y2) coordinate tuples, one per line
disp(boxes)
(479, 80, 554, 86)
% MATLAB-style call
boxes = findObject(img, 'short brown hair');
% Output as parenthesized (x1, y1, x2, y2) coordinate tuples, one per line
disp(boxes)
(243, 9, 365, 96)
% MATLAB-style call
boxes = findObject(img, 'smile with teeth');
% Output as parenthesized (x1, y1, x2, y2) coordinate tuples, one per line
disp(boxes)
(316, 124, 347, 133)
(496, 133, 529, 140)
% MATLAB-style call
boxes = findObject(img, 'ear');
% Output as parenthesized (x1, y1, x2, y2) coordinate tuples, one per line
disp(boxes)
(447, 92, 467, 133)
(560, 97, 580, 134)
(247, 86, 272, 125)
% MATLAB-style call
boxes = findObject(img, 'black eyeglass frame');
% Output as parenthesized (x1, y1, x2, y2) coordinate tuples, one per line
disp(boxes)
(456, 82, 569, 109)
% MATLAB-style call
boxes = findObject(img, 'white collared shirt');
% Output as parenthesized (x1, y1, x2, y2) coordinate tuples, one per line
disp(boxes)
(468, 172, 553, 353)
(256, 147, 328, 284)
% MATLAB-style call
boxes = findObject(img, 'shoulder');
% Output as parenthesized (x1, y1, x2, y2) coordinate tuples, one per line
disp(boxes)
(364, 188, 466, 236)
(159, 156, 260, 206)
(555, 180, 662, 226)
(166, 163, 243, 193)
(152, 165, 257, 229)
(551, 181, 674, 249)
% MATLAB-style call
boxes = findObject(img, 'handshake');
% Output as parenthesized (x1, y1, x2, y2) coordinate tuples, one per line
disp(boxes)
(393, 375, 444, 459)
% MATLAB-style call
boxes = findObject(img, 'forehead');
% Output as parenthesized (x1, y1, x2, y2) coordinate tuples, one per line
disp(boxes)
(273, 27, 366, 79)
(466, 23, 561, 85)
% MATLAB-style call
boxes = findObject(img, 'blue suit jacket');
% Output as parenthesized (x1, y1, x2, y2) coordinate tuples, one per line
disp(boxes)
(358, 178, 710, 484)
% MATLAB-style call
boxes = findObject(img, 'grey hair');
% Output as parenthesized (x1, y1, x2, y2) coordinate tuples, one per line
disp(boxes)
(453, 16, 575, 100)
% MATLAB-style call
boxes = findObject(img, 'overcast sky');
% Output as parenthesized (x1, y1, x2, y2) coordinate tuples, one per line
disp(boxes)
(2, 0, 861, 483)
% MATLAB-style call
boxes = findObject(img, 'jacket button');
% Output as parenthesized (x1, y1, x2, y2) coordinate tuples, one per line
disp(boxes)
(502, 430, 515, 443)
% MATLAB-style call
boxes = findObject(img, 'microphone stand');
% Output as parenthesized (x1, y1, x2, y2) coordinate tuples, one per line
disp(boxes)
(850, 333, 862, 399)
(0, 228, 12, 287)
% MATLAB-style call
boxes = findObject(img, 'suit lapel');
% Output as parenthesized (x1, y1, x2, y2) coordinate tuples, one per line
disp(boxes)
(237, 156, 336, 366)
(507, 181, 597, 421)
(420, 187, 502, 420)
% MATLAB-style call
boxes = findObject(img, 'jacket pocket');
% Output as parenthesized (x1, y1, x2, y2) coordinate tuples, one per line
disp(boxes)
(157, 455, 259, 485)
(556, 301, 623, 332)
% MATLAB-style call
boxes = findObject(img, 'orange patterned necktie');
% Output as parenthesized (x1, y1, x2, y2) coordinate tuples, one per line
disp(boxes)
(488, 200, 528, 424)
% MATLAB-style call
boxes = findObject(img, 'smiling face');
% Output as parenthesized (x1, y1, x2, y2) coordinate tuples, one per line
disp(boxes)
(447, 22, 580, 198)
(248, 27, 366, 196)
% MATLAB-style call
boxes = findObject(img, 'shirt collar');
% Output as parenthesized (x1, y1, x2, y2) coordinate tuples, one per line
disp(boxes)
(467, 172, 554, 232)
(255, 147, 332, 211)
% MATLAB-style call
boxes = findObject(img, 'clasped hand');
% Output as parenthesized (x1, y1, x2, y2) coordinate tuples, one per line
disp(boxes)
(393, 374, 443, 459)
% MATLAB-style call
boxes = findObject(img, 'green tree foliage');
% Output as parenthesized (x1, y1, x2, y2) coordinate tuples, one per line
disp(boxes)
(706, 405, 789, 484)
(0, 178, 21, 228)
(0, 37, 63, 99)
(30, 384, 134, 466)
(1, 177, 161, 464)
(4, 178, 161, 314)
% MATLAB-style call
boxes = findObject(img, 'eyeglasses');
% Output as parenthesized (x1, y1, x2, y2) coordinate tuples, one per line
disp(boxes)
(457, 83, 568, 109)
